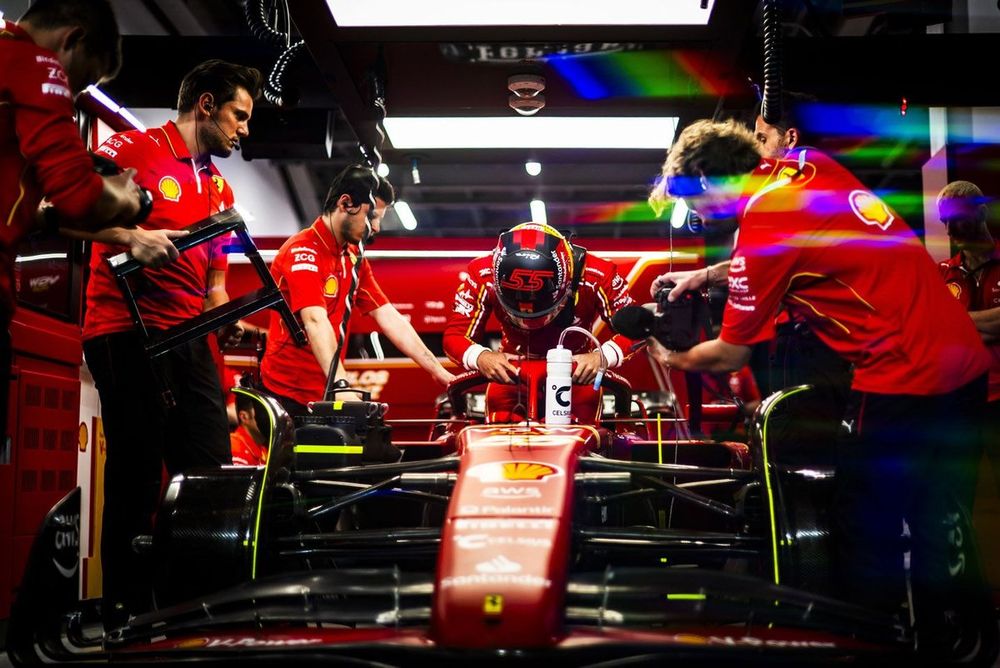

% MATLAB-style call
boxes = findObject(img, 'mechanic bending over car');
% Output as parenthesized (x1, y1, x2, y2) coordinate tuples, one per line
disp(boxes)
(654, 91, 852, 429)
(70, 59, 262, 631)
(443, 222, 640, 423)
(647, 118, 991, 659)
(260, 165, 455, 416)
(937, 180, 1000, 497)
(0, 0, 150, 452)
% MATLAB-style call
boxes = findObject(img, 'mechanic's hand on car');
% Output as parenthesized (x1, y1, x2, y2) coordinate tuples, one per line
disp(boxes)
(650, 268, 706, 302)
(477, 350, 519, 384)
(572, 349, 604, 385)
(216, 321, 245, 350)
(646, 337, 674, 368)
(128, 226, 189, 269)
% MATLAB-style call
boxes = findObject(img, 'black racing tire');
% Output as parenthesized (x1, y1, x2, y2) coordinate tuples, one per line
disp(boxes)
(151, 467, 264, 608)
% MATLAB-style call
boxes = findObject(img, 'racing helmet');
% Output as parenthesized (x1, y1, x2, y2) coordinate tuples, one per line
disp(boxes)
(492, 222, 575, 330)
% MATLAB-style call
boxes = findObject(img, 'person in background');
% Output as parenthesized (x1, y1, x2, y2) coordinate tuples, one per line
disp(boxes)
(937, 180, 1000, 496)
(230, 392, 269, 466)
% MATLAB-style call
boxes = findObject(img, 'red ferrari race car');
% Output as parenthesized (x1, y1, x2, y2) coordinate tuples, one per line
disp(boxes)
(6, 356, 994, 666)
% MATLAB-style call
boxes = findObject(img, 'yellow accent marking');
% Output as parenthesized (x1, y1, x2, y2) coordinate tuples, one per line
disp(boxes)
(787, 295, 851, 335)
(233, 387, 277, 581)
(786, 272, 875, 311)
(667, 593, 706, 601)
(294, 444, 363, 455)
(761, 386, 811, 585)
(656, 413, 663, 465)
(659, 557, 669, 564)
(5, 165, 29, 227)
(332, 401, 344, 410)
(465, 283, 489, 340)
(483, 594, 504, 615)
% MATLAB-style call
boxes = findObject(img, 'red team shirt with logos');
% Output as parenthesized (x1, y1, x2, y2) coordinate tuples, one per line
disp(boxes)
(0, 20, 104, 320)
(721, 148, 990, 396)
(84, 121, 233, 339)
(261, 218, 388, 406)
(939, 243, 1000, 401)
(443, 253, 638, 369)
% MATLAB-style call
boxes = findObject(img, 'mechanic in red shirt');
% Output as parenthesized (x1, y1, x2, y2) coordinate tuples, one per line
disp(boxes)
(0, 0, 148, 447)
(936, 180, 1000, 496)
(443, 222, 639, 423)
(71, 60, 262, 630)
(647, 119, 991, 656)
(261, 165, 454, 415)
(230, 392, 268, 466)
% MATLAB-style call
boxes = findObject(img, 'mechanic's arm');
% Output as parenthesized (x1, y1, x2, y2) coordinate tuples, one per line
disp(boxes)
(647, 337, 751, 374)
(204, 269, 244, 349)
(969, 307, 1000, 344)
(62, 225, 188, 269)
(300, 305, 338, 381)
(369, 304, 456, 385)
(650, 260, 731, 301)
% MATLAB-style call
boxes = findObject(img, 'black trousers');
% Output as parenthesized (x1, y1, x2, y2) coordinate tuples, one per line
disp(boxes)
(834, 374, 988, 632)
(84, 332, 231, 626)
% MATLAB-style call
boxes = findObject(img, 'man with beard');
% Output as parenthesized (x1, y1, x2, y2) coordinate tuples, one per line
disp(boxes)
(73, 59, 261, 630)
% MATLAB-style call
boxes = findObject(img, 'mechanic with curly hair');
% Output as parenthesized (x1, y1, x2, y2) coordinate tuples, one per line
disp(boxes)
(647, 118, 992, 660)
(260, 165, 454, 416)
(443, 222, 640, 423)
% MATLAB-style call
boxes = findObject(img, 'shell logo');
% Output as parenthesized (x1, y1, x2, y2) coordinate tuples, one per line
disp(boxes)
(502, 462, 556, 481)
(848, 190, 894, 231)
(158, 176, 182, 202)
(323, 275, 339, 298)
(78, 422, 88, 453)
(948, 282, 962, 299)
(467, 460, 563, 483)
(211, 175, 226, 193)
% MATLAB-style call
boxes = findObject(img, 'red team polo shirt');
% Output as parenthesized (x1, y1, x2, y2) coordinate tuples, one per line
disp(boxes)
(939, 243, 1000, 401)
(442, 253, 637, 369)
(84, 121, 233, 339)
(0, 20, 104, 321)
(721, 148, 989, 396)
(230, 425, 267, 466)
(260, 218, 388, 406)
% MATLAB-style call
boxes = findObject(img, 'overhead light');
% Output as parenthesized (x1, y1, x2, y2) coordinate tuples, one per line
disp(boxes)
(376, 163, 390, 177)
(410, 157, 422, 185)
(327, 0, 714, 26)
(670, 198, 689, 229)
(525, 160, 542, 177)
(530, 199, 547, 225)
(83, 85, 147, 131)
(395, 200, 418, 230)
(384, 116, 678, 150)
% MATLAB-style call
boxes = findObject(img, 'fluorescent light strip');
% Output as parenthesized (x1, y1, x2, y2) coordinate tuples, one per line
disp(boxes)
(16, 253, 69, 263)
(394, 201, 418, 230)
(384, 116, 677, 150)
(327, 0, 714, 26)
(84, 85, 146, 131)
(530, 199, 547, 225)
(230, 250, 697, 263)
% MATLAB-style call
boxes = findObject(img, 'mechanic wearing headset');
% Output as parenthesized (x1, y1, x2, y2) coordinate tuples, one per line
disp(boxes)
(1, 0, 149, 445)
(443, 222, 639, 423)
(647, 119, 990, 658)
(70, 59, 261, 630)
(260, 165, 454, 416)
(230, 392, 269, 466)
(937, 180, 1000, 497)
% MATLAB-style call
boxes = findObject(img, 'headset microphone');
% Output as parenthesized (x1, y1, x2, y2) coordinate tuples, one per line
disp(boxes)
(206, 104, 240, 151)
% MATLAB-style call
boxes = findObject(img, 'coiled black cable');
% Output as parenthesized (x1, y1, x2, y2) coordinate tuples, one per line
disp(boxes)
(245, 0, 288, 47)
(761, 0, 783, 125)
(263, 40, 306, 109)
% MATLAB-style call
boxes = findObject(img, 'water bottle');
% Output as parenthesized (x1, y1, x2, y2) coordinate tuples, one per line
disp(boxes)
(545, 345, 573, 425)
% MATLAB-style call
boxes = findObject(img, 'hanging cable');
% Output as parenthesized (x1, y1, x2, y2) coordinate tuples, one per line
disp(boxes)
(245, 0, 288, 46)
(761, 0, 784, 125)
(263, 40, 306, 108)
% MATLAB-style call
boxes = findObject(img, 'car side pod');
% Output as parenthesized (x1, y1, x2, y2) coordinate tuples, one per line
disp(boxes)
(7, 488, 84, 665)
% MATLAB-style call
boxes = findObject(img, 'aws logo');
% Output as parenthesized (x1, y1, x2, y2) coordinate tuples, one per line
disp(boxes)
(158, 176, 181, 202)
(323, 275, 339, 298)
(848, 190, 894, 231)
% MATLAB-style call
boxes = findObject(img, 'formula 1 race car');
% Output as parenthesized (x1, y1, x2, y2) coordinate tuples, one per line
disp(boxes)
(7, 358, 994, 666)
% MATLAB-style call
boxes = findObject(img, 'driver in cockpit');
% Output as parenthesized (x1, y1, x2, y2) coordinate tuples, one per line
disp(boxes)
(443, 222, 640, 422)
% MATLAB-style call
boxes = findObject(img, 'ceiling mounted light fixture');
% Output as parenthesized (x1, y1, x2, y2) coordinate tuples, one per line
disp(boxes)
(395, 200, 418, 230)
(384, 116, 678, 150)
(376, 163, 390, 177)
(525, 160, 542, 176)
(326, 0, 715, 26)
(410, 157, 422, 185)
(530, 199, 547, 225)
